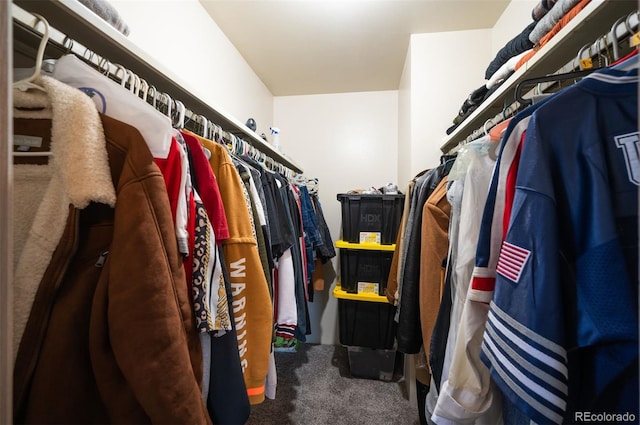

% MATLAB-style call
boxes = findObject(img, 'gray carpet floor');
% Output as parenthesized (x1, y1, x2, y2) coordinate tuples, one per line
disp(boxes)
(246, 344, 420, 425)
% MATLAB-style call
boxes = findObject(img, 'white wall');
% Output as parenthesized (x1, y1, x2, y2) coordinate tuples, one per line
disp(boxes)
(273, 91, 399, 344)
(397, 46, 413, 189)
(408, 29, 492, 175)
(109, 0, 274, 137)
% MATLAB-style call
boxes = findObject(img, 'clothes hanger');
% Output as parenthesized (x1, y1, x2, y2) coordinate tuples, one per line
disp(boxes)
(212, 122, 221, 143)
(147, 85, 158, 108)
(172, 100, 186, 129)
(489, 118, 511, 142)
(82, 47, 100, 70)
(126, 71, 139, 95)
(514, 68, 597, 107)
(259, 152, 267, 168)
(197, 115, 208, 137)
(483, 118, 492, 137)
(13, 14, 50, 93)
(212, 122, 218, 142)
(112, 64, 129, 88)
(13, 14, 55, 158)
(138, 79, 149, 102)
(517, 26, 621, 107)
(610, 15, 628, 62)
(62, 35, 74, 55)
(158, 92, 172, 119)
(98, 57, 111, 77)
(590, 37, 610, 69)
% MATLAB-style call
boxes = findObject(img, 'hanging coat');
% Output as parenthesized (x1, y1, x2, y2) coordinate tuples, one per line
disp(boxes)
(12, 76, 210, 424)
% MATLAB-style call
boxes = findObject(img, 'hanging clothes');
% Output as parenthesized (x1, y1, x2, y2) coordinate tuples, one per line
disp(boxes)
(441, 141, 497, 386)
(191, 134, 274, 405)
(297, 185, 325, 294)
(277, 175, 309, 346)
(11, 14, 336, 421)
(236, 161, 273, 296)
(432, 140, 502, 425)
(395, 161, 452, 355)
(386, 175, 419, 306)
(481, 67, 638, 425)
(12, 76, 210, 424)
(208, 252, 252, 424)
(309, 191, 336, 293)
(432, 66, 639, 425)
(310, 191, 336, 261)
(431, 98, 546, 425)
(418, 176, 452, 385)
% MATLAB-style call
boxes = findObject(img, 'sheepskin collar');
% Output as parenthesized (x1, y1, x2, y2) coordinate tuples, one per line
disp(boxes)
(13, 75, 116, 359)
(13, 75, 116, 208)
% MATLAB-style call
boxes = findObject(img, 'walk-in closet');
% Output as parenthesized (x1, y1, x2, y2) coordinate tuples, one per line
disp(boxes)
(2, 0, 638, 424)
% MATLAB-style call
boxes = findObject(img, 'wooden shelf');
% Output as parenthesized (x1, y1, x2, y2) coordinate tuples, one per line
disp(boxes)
(13, 0, 304, 173)
(440, 0, 638, 154)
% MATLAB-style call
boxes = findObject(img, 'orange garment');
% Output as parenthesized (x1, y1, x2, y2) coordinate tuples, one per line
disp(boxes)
(312, 259, 326, 291)
(419, 177, 451, 382)
(187, 131, 273, 405)
(515, 0, 591, 71)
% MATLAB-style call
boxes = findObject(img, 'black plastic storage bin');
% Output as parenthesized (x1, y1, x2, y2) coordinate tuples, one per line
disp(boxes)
(347, 346, 397, 381)
(338, 299, 396, 349)
(337, 193, 404, 245)
(339, 248, 393, 296)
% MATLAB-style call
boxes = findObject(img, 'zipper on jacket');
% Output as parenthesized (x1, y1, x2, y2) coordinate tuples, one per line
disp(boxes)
(95, 250, 109, 268)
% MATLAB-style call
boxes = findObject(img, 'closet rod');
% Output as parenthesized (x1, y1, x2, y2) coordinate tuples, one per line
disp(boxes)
(13, 14, 293, 174)
(12, 0, 304, 174)
(14, 17, 291, 175)
(448, 8, 639, 153)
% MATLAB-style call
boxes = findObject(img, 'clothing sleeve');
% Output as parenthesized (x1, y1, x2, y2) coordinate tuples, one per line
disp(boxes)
(385, 224, 403, 305)
(182, 131, 230, 243)
(210, 148, 273, 404)
(432, 293, 502, 425)
(480, 116, 568, 425)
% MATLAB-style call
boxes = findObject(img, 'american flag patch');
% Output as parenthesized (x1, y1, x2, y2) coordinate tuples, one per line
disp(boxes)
(496, 241, 531, 283)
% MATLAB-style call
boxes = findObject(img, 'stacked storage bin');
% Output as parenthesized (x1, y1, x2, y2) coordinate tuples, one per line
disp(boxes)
(334, 193, 404, 381)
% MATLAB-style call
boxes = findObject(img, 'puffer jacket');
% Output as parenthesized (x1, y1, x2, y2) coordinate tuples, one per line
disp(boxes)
(12, 76, 210, 424)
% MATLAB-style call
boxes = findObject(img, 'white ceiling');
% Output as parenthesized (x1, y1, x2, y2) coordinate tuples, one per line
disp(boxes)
(200, 0, 511, 96)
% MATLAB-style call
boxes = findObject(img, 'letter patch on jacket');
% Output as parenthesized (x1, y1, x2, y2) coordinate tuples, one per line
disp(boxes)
(615, 131, 640, 186)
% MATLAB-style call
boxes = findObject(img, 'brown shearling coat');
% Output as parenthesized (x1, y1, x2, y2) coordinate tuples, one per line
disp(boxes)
(12, 76, 210, 424)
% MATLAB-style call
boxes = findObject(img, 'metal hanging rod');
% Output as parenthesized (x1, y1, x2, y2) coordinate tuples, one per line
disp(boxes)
(12, 0, 304, 174)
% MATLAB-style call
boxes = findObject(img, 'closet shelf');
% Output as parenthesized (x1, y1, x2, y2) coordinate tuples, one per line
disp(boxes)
(13, 0, 304, 174)
(440, 0, 638, 154)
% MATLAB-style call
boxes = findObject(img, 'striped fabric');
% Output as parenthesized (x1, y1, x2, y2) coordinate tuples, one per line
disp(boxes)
(483, 303, 568, 424)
